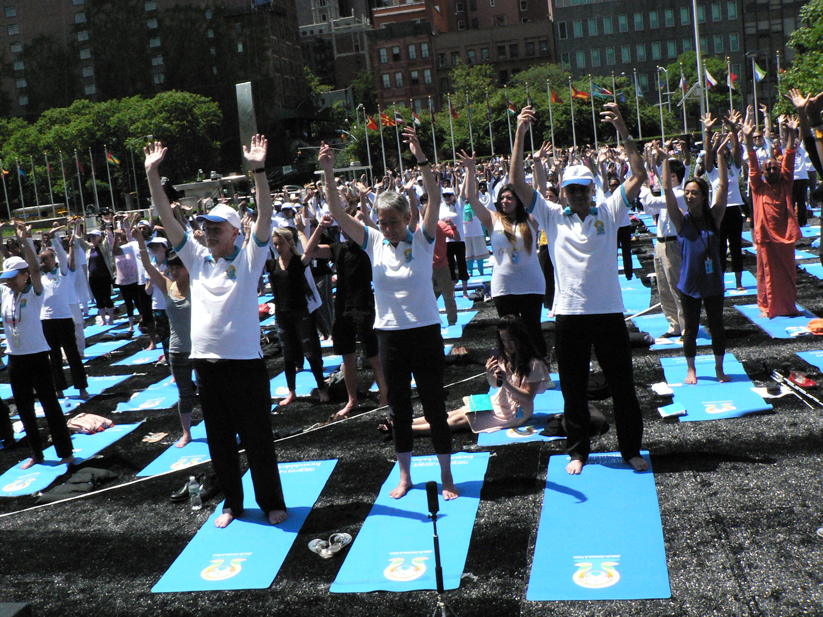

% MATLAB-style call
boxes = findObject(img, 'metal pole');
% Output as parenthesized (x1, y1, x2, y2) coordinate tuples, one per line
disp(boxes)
(525, 82, 535, 155)
(377, 103, 387, 177)
(589, 75, 598, 150)
(89, 148, 100, 210)
(15, 158, 25, 220)
(727, 57, 734, 114)
(361, 106, 373, 186)
(546, 80, 556, 152)
(129, 141, 140, 208)
(633, 69, 643, 140)
(504, 85, 514, 154)
(752, 57, 759, 131)
(569, 78, 578, 151)
(0, 160, 11, 219)
(680, 64, 688, 134)
(74, 150, 85, 214)
(447, 93, 456, 166)
(486, 90, 494, 159)
(45, 154, 54, 207)
(392, 102, 404, 178)
(59, 152, 70, 215)
(29, 156, 40, 207)
(657, 70, 665, 142)
(693, 0, 708, 147)
(429, 96, 439, 167)
(105, 146, 116, 213)
(466, 92, 474, 154)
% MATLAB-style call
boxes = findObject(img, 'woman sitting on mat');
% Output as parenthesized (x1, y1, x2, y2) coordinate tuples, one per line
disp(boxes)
(386, 315, 553, 435)
(661, 133, 731, 385)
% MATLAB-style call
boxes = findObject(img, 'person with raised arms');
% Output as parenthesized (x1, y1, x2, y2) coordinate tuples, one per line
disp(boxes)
(144, 137, 287, 528)
(509, 103, 649, 476)
(317, 128, 459, 501)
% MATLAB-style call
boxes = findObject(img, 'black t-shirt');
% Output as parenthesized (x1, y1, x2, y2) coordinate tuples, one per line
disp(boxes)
(267, 256, 312, 316)
(330, 240, 374, 315)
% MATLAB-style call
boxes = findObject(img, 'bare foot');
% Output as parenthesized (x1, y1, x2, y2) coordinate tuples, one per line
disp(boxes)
(627, 456, 649, 472)
(21, 457, 42, 470)
(759, 311, 768, 318)
(175, 433, 192, 448)
(335, 400, 358, 418)
(566, 459, 584, 475)
(78, 389, 90, 400)
(442, 482, 460, 500)
(60, 455, 75, 466)
(318, 389, 330, 404)
(685, 368, 697, 385)
(736, 286, 746, 291)
(268, 509, 288, 525)
(716, 369, 731, 383)
(278, 391, 296, 406)
(215, 511, 235, 528)
(389, 480, 414, 499)
(146, 343, 156, 351)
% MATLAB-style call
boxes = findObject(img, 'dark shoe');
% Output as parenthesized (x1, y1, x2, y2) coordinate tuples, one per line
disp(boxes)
(170, 481, 189, 503)
(660, 330, 681, 339)
(200, 474, 220, 503)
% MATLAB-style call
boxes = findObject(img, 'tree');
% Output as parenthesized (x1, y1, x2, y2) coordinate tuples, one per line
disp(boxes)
(777, 0, 823, 114)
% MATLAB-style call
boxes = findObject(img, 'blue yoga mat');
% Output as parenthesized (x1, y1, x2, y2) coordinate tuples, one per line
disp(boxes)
(330, 452, 489, 593)
(540, 307, 555, 323)
(795, 349, 823, 372)
(440, 310, 477, 328)
(476, 413, 564, 446)
(724, 270, 757, 297)
(5, 375, 132, 417)
(260, 314, 276, 327)
(617, 254, 642, 272)
(659, 355, 772, 421)
(454, 274, 492, 290)
(114, 375, 181, 413)
(271, 362, 340, 398)
(440, 324, 464, 340)
(799, 262, 823, 279)
(137, 422, 212, 477)
(0, 423, 142, 496)
(631, 313, 711, 351)
(486, 374, 564, 413)
(82, 320, 129, 338)
(619, 278, 651, 314)
(112, 347, 163, 366)
(527, 451, 670, 600)
(152, 459, 338, 592)
(437, 295, 474, 312)
(83, 338, 134, 362)
(734, 304, 816, 338)
(801, 225, 821, 238)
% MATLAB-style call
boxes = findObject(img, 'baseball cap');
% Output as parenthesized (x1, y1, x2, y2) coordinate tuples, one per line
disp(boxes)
(196, 203, 241, 229)
(0, 256, 28, 279)
(561, 165, 595, 187)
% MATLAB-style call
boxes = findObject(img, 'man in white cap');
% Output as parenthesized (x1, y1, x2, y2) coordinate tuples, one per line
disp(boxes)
(143, 136, 287, 528)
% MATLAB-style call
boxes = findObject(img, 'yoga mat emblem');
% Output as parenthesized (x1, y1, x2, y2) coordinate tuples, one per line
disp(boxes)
(171, 455, 207, 470)
(3, 473, 38, 492)
(383, 556, 428, 582)
(506, 425, 538, 439)
(573, 557, 621, 589)
(703, 402, 736, 414)
(201, 557, 247, 581)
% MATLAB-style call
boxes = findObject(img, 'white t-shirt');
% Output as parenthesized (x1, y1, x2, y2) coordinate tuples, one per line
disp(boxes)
(174, 231, 268, 360)
(489, 216, 545, 298)
(361, 225, 440, 331)
(2, 284, 50, 355)
(459, 197, 485, 238)
(41, 268, 76, 320)
(640, 186, 687, 238)
(706, 163, 744, 207)
(531, 189, 629, 315)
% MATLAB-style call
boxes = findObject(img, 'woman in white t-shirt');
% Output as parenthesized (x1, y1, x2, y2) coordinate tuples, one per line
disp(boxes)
(1, 223, 74, 470)
(318, 129, 458, 503)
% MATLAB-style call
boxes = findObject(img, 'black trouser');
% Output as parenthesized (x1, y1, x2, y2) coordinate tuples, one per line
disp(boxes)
(555, 314, 643, 464)
(275, 310, 325, 392)
(377, 325, 451, 455)
(89, 275, 113, 309)
(493, 293, 547, 359)
(719, 205, 744, 273)
(193, 358, 286, 517)
(537, 244, 555, 310)
(794, 179, 809, 228)
(42, 318, 88, 392)
(446, 241, 469, 281)
(118, 282, 141, 318)
(679, 292, 725, 358)
(617, 225, 633, 279)
(8, 351, 74, 460)
(0, 398, 14, 447)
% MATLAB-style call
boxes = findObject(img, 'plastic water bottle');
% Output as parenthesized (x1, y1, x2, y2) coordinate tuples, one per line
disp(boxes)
(188, 476, 202, 511)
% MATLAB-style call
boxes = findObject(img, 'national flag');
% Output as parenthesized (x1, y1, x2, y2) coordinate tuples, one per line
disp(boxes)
(429, 104, 436, 125)
(412, 110, 422, 126)
(753, 62, 766, 83)
(17, 166, 26, 179)
(551, 90, 563, 104)
(380, 112, 395, 127)
(705, 69, 718, 88)
(466, 100, 472, 121)
(679, 73, 688, 92)
(75, 152, 85, 176)
(1, 168, 8, 177)
(449, 100, 458, 119)
(394, 110, 405, 125)
(635, 80, 643, 97)
(106, 152, 120, 165)
(727, 71, 738, 90)
(366, 115, 379, 131)
(616, 92, 626, 103)
(591, 84, 612, 99)
(571, 84, 590, 100)
(506, 96, 517, 115)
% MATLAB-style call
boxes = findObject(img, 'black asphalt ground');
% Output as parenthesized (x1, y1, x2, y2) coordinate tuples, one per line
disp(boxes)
(1, 224, 823, 617)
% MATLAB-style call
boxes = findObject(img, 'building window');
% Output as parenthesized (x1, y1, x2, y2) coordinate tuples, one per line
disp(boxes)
(149, 37, 161, 47)
(84, 84, 96, 95)
(379, 48, 388, 63)
(603, 16, 613, 35)
(667, 40, 677, 58)
(421, 42, 429, 58)
(18, 95, 27, 105)
(73, 0, 83, 4)
(651, 41, 661, 60)
(411, 70, 419, 86)
(7, 23, 18, 35)
(728, 1, 737, 20)
(539, 40, 548, 55)
(490, 0, 495, 6)
(145, 0, 157, 10)
(207, 29, 213, 38)
(497, 45, 506, 60)
(12, 60, 22, 70)
(509, 43, 519, 58)
(649, 10, 659, 29)
(576, 50, 585, 69)
(639, 74, 649, 92)
(560, 52, 570, 69)
(392, 46, 400, 61)
(205, 9, 212, 19)
(394, 71, 403, 88)
(711, 3, 721, 21)
(573, 19, 582, 38)
(558, 21, 567, 39)
(621, 45, 630, 63)
(697, 5, 705, 23)
(451, 51, 460, 65)
(618, 14, 628, 32)
(80, 48, 91, 59)
(605, 47, 615, 65)
(713, 34, 723, 53)
(456, 1, 464, 11)
(15, 77, 25, 88)
(469, 0, 477, 9)
(525, 41, 535, 56)
(481, 47, 489, 61)
(437, 53, 446, 67)
(212, 66, 217, 74)
(457, 20, 466, 30)
(10, 42, 20, 52)
(636, 43, 646, 62)
(634, 12, 643, 30)
(75, 12, 86, 23)
(471, 18, 479, 28)
(147, 18, 158, 29)
(210, 46, 215, 55)
(152, 54, 163, 66)
(82, 65, 93, 77)
(682, 38, 692, 53)
(588, 17, 597, 36)
(423, 69, 432, 84)
(700, 36, 707, 54)
(153, 73, 164, 84)
(680, 7, 690, 25)
(468, 48, 476, 63)
(77, 30, 89, 41)
(237, 42, 243, 53)
(408, 44, 416, 60)
(729, 32, 739, 52)
(665, 9, 674, 27)
(591, 49, 601, 67)
(382, 73, 390, 88)
(4, 7, 16, 17)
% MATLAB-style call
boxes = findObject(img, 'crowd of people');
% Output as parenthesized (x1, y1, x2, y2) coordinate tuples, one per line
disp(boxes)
(3, 88, 823, 526)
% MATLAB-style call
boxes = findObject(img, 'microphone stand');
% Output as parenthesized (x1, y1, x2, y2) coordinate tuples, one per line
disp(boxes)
(427, 481, 458, 617)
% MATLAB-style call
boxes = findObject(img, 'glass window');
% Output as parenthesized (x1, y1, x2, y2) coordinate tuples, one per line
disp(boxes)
(237, 42, 243, 53)
(18, 95, 27, 106)
(382, 73, 390, 88)
(207, 29, 213, 38)
(603, 16, 613, 34)
(639, 74, 649, 92)
(410, 70, 419, 86)
(149, 37, 161, 47)
(147, 18, 158, 28)
(468, 49, 476, 63)
(525, 41, 535, 56)
(145, 1, 157, 10)
(437, 53, 446, 67)
(636, 43, 646, 62)
(205, 9, 212, 19)
(481, 47, 490, 60)
(457, 21, 466, 30)
(421, 43, 429, 58)
(618, 14, 628, 32)
(700, 36, 707, 54)
(621, 45, 631, 63)
(682, 38, 692, 53)
(588, 17, 597, 36)
(560, 52, 570, 69)
(379, 48, 388, 63)
(15, 77, 25, 88)
(573, 20, 582, 37)
(651, 41, 661, 60)
(423, 68, 432, 84)
(451, 51, 460, 65)
(497, 45, 506, 60)
(12, 60, 22, 70)
(4, 7, 16, 17)
(75, 12, 86, 23)
(10, 42, 21, 52)
(408, 44, 416, 60)
(697, 5, 705, 23)
(680, 7, 690, 25)
(392, 46, 400, 61)
(85, 84, 96, 95)
(591, 49, 601, 67)
(77, 30, 88, 41)
(509, 43, 518, 58)
(82, 65, 94, 77)
(714, 34, 723, 52)
(729, 32, 739, 52)
(154, 73, 164, 84)
(634, 12, 643, 30)
(558, 21, 567, 39)
(712, 3, 721, 21)
(665, 9, 674, 27)
(667, 40, 677, 58)
(152, 54, 163, 66)
(649, 10, 659, 29)
(80, 48, 91, 59)
(576, 50, 585, 69)
(394, 71, 403, 88)
(73, 0, 83, 4)
(606, 47, 615, 65)
(728, 1, 737, 20)
(7, 23, 18, 35)
(539, 40, 548, 55)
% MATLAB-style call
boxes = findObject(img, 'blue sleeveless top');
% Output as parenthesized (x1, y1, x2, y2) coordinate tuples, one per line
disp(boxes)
(677, 214, 724, 299)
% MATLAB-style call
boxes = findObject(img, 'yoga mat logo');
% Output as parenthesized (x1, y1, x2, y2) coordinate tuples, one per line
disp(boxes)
(384, 556, 427, 582)
(171, 456, 206, 470)
(201, 558, 246, 581)
(704, 402, 736, 414)
(506, 425, 537, 439)
(3, 475, 37, 492)
(573, 558, 620, 589)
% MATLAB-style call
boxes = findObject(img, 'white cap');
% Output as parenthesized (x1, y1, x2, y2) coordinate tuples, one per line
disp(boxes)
(561, 165, 595, 187)
(196, 203, 241, 229)
(0, 256, 28, 279)
(147, 237, 169, 247)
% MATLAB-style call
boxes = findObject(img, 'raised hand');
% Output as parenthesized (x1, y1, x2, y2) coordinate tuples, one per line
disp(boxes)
(724, 110, 742, 128)
(144, 141, 167, 173)
(700, 112, 717, 128)
(534, 141, 552, 161)
(786, 116, 800, 131)
(742, 106, 755, 136)
(516, 106, 536, 135)
(243, 134, 267, 168)
(402, 126, 425, 162)
(786, 88, 810, 112)
(318, 141, 334, 170)
(600, 102, 627, 134)
(806, 91, 823, 125)
(456, 149, 476, 169)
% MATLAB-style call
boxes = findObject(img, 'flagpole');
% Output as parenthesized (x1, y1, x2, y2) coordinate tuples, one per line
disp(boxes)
(504, 85, 514, 154)
(546, 80, 556, 153)
(776, 51, 781, 90)
(693, 0, 708, 147)
(525, 82, 535, 155)
(361, 106, 373, 186)
(89, 148, 100, 211)
(74, 150, 85, 214)
(0, 160, 10, 220)
(447, 93, 457, 166)
(428, 96, 439, 167)
(105, 146, 117, 213)
(633, 69, 643, 140)
(466, 92, 475, 154)
(377, 103, 387, 177)
(486, 90, 494, 159)
(751, 56, 759, 131)
(29, 156, 40, 208)
(16, 158, 26, 220)
(611, 72, 620, 146)
(392, 103, 404, 178)
(44, 154, 54, 207)
(656, 69, 665, 143)
(727, 57, 734, 113)
(59, 152, 70, 215)
(588, 75, 598, 150)
(702, 61, 711, 116)
(569, 78, 578, 152)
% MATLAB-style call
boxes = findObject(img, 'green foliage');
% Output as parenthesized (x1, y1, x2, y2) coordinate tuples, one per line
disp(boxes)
(664, 52, 740, 123)
(778, 0, 823, 114)
(305, 67, 333, 106)
(351, 69, 378, 115)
